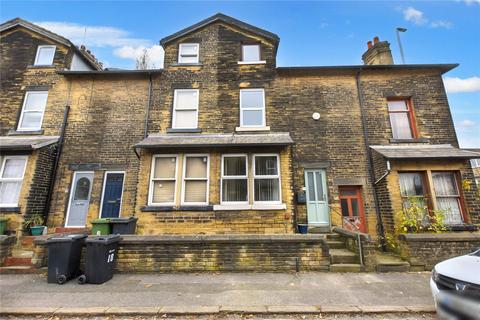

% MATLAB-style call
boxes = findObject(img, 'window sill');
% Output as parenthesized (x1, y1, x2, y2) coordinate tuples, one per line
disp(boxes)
(389, 138, 430, 143)
(213, 204, 286, 211)
(27, 65, 55, 69)
(235, 126, 270, 132)
(141, 205, 213, 212)
(237, 61, 266, 65)
(166, 128, 202, 133)
(0, 206, 21, 213)
(170, 63, 202, 67)
(8, 129, 44, 136)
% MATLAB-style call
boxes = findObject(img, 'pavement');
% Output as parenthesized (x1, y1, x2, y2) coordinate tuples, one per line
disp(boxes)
(0, 272, 436, 316)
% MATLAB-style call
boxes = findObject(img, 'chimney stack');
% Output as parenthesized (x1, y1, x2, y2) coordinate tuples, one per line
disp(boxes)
(362, 36, 394, 65)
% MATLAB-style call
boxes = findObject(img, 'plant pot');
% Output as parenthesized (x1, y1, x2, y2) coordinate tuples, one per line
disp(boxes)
(297, 224, 308, 234)
(0, 217, 8, 235)
(30, 226, 45, 236)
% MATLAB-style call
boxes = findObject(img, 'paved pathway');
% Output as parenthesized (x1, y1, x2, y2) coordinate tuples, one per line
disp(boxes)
(0, 272, 435, 316)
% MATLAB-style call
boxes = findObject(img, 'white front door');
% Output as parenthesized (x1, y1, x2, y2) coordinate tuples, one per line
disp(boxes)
(305, 169, 329, 226)
(65, 172, 94, 227)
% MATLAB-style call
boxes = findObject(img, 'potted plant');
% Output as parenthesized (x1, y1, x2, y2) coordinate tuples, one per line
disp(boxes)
(23, 214, 46, 236)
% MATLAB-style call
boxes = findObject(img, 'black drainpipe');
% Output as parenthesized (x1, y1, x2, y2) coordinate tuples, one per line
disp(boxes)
(355, 69, 387, 251)
(43, 105, 70, 222)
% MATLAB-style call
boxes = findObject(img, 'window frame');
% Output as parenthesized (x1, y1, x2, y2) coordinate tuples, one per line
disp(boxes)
(239, 88, 266, 128)
(431, 171, 466, 224)
(241, 43, 261, 62)
(398, 171, 431, 213)
(148, 154, 179, 206)
(220, 154, 249, 205)
(387, 98, 418, 139)
(181, 154, 210, 206)
(178, 43, 199, 64)
(172, 89, 199, 129)
(34, 45, 56, 66)
(17, 91, 49, 131)
(252, 153, 282, 204)
(0, 156, 28, 207)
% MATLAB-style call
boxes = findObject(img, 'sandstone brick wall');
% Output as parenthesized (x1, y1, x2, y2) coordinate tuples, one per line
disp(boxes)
(398, 233, 480, 271)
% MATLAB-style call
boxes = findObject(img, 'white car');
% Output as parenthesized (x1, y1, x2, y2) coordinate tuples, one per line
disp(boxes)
(430, 249, 480, 320)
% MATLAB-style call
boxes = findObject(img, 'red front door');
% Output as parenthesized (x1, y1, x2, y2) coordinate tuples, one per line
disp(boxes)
(339, 186, 366, 233)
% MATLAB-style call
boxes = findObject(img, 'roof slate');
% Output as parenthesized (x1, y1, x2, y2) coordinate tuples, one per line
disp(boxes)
(136, 133, 293, 148)
(371, 144, 480, 160)
(0, 136, 60, 151)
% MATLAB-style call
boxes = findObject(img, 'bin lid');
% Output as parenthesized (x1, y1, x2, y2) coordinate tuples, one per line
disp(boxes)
(86, 234, 122, 244)
(109, 217, 138, 223)
(46, 233, 88, 243)
(91, 218, 111, 224)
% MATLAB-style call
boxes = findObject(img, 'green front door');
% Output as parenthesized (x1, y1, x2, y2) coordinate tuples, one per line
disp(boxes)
(305, 169, 329, 226)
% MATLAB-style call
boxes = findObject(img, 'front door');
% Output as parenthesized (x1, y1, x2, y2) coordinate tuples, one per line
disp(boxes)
(65, 172, 94, 227)
(100, 172, 124, 218)
(305, 169, 329, 226)
(339, 186, 366, 233)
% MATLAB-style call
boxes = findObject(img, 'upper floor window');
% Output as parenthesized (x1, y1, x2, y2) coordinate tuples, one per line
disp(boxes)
(387, 99, 417, 139)
(178, 43, 199, 64)
(242, 44, 260, 62)
(172, 89, 199, 129)
(240, 89, 265, 127)
(0, 156, 27, 207)
(18, 91, 48, 131)
(34, 45, 56, 66)
(471, 158, 480, 168)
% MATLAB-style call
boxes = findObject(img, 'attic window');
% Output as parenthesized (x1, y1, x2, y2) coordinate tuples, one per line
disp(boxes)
(34, 45, 56, 66)
(178, 43, 199, 64)
(242, 44, 260, 62)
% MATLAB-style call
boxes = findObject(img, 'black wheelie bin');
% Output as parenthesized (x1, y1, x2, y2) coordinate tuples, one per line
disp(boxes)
(78, 234, 121, 284)
(109, 216, 138, 234)
(46, 233, 88, 284)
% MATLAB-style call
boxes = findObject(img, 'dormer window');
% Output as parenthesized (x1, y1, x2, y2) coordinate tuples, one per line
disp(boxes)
(178, 43, 199, 64)
(34, 45, 56, 66)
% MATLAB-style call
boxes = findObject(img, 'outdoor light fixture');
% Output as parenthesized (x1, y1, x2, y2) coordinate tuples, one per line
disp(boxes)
(396, 27, 407, 64)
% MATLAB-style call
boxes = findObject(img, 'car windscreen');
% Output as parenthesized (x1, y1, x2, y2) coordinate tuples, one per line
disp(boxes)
(471, 249, 480, 257)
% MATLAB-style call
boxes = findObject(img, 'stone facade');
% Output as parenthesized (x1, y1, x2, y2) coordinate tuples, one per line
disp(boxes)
(1, 15, 478, 243)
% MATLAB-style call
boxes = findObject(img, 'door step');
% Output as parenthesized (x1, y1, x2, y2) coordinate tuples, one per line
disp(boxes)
(330, 249, 359, 264)
(376, 252, 410, 272)
(308, 226, 331, 234)
(326, 240, 345, 249)
(329, 263, 362, 272)
(0, 266, 44, 274)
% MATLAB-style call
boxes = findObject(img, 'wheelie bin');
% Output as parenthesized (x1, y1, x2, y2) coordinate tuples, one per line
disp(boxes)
(91, 218, 111, 235)
(46, 233, 88, 284)
(109, 217, 138, 234)
(78, 234, 121, 284)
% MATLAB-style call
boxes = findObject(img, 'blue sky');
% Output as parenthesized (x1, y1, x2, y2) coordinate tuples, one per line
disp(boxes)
(2, 1, 479, 147)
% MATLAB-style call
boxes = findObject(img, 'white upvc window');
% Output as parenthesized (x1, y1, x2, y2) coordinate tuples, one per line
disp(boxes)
(149, 155, 178, 205)
(17, 91, 48, 131)
(34, 45, 56, 66)
(221, 154, 248, 205)
(242, 44, 261, 62)
(253, 154, 281, 204)
(178, 43, 199, 64)
(182, 154, 209, 205)
(239, 89, 265, 127)
(0, 156, 28, 207)
(172, 89, 199, 129)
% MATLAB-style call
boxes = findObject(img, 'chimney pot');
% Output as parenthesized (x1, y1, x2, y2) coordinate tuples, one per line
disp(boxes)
(373, 36, 379, 44)
(367, 41, 373, 49)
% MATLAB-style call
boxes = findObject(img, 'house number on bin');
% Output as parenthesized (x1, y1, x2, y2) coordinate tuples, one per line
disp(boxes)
(107, 249, 116, 263)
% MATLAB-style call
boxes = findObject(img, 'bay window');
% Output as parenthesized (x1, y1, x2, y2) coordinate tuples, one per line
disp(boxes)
(398, 172, 427, 211)
(172, 89, 199, 129)
(182, 155, 209, 205)
(253, 155, 281, 203)
(0, 156, 27, 207)
(149, 155, 178, 205)
(221, 155, 248, 204)
(387, 99, 417, 139)
(432, 172, 463, 225)
(18, 91, 48, 131)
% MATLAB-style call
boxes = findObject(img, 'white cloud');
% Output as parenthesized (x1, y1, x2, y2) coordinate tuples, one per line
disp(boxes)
(460, 0, 480, 5)
(457, 119, 476, 127)
(444, 76, 480, 93)
(430, 20, 453, 29)
(114, 45, 164, 69)
(403, 7, 428, 25)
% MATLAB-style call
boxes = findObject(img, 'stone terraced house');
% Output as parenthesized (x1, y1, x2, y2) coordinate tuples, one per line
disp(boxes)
(1, 14, 479, 272)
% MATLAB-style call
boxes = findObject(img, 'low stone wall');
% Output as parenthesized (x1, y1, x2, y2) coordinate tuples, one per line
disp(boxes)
(398, 232, 480, 271)
(33, 234, 330, 272)
(0, 235, 16, 266)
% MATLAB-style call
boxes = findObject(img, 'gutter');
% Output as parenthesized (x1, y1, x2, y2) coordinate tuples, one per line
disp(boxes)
(355, 69, 387, 251)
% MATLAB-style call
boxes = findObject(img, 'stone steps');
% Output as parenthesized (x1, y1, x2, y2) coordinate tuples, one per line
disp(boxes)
(329, 263, 362, 272)
(330, 249, 359, 264)
(326, 240, 345, 249)
(376, 252, 410, 272)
